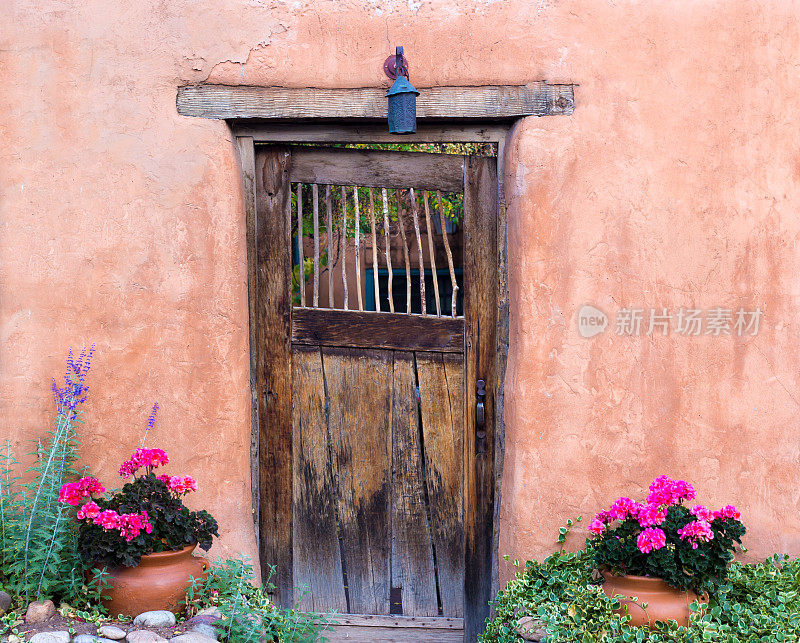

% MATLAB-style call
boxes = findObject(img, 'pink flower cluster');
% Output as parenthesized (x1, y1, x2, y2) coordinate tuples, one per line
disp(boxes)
(117, 512, 154, 540)
(637, 503, 667, 527)
(714, 505, 741, 521)
(77, 500, 101, 519)
(157, 474, 198, 494)
(678, 520, 715, 549)
(637, 527, 667, 553)
(646, 475, 696, 506)
(76, 502, 153, 541)
(587, 518, 607, 535)
(590, 497, 644, 534)
(119, 448, 169, 477)
(589, 476, 743, 554)
(609, 497, 642, 520)
(690, 504, 713, 521)
(58, 477, 105, 506)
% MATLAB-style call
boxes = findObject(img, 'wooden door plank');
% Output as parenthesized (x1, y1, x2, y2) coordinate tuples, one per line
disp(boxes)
(417, 352, 465, 618)
(324, 626, 463, 642)
(177, 82, 576, 120)
(292, 346, 347, 613)
(332, 615, 463, 629)
(292, 308, 464, 353)
(390, 352, 438, 617)
(323, 347, 392, 615)
(462, 155, 498, 639)
(290, 146, 464, 193)
(254, 146, 293, 604)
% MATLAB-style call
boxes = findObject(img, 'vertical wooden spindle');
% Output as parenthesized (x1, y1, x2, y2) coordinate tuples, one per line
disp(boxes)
(326, 185, 334, 308)
(437, 190, 458, 317)
(312, 184, 319, 308)
(354, 187, 363, 311)
(409, 188, 426, 316)
(369, 188, 381, 312)
(396, 190, 412, 314)
(297, 183, 305, 307)
(288, 183, 294, 295)
(381, 188, 394, 313)
(423, 191, 441, 316)
(340, 185, 349, 311)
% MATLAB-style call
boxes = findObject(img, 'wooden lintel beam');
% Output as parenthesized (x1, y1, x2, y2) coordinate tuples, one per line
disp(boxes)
(176, 82, 575, 121)
(289, 146, 464, 192)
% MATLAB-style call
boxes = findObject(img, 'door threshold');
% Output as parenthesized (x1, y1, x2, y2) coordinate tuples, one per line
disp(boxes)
(326, 614, 464, 642)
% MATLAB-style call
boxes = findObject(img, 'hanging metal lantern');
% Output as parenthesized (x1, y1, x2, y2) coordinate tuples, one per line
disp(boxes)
(385, 46, 419, 134)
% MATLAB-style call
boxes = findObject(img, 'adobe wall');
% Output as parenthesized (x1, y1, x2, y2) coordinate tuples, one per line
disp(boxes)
(2, 0, 798, 586)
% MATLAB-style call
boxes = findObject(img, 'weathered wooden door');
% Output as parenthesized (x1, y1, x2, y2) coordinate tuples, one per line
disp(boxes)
(253, 145, 497, 642)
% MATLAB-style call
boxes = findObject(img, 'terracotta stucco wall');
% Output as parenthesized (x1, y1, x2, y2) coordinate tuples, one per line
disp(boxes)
(2, 0, 799, 585)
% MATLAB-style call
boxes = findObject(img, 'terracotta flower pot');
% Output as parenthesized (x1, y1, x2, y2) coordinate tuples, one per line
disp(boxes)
(92, 544, 209, 617)
(601, 571, 703, 627)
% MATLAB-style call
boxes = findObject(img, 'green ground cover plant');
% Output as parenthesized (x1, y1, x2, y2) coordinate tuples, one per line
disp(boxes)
(481, 537, 800, 642)
(185, 556, 334, 643)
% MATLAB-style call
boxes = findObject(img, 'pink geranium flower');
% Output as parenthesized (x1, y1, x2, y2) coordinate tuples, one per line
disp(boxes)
(690, 505, 713, 521)
(638, 504, 666, 527)
(637, 527, 667, 553)
(58, 477, 106, 506)
(593, 510, 613, 524)
(588, 518, 606, 535)
(169, 475, 198, 494)
(608, 497, 642, 521)
(116, 511, 153, 541)
(678, 520, 715, 549)
(119, 448, 170, 477)
(713, 505, 741, 521)
(646, 475, 696, 506)
(158, 473, 198, 494)
(94, 509, 120, 530)
(77, 500, 101, 520)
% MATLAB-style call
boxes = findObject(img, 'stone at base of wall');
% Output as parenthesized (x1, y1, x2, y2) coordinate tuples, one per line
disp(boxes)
(516, 616, 548, 641)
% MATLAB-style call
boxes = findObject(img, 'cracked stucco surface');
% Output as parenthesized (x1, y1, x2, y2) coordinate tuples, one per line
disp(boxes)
(1, 0, 800, 581)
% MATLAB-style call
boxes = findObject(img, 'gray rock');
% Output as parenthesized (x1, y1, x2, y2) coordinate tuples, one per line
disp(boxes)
(184, 616, 217, 628)
(126, 631, 168, 643)
(196, 607, 222, 620)
(8, 634, 23, 643)
(28, 632, 70, 643)
(516, 616, 548, 642)
(25, 600, 56, 624)
(72, 636, 117, 643)
(169, 634, 218, 643)
(98, 626, 127, 640)
(188, 624, 218, 640)
(0, 590, 11, 615)
(133, 611, 177, 628)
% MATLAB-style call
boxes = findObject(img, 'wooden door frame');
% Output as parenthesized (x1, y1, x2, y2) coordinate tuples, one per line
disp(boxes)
(234, 121, 511, 639)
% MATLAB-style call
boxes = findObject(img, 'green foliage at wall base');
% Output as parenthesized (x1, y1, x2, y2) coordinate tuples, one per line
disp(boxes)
(185, 556, 334, 643)
(481, 547, 800, 643)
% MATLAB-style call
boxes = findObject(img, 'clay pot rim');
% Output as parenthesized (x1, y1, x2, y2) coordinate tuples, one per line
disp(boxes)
(118, 543, 198, 568)
(138, 543, 197, 560)
(601, 570, 673, 584)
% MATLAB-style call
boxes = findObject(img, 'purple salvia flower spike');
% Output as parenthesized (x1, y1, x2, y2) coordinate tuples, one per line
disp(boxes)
(141, 402, 159, 448)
